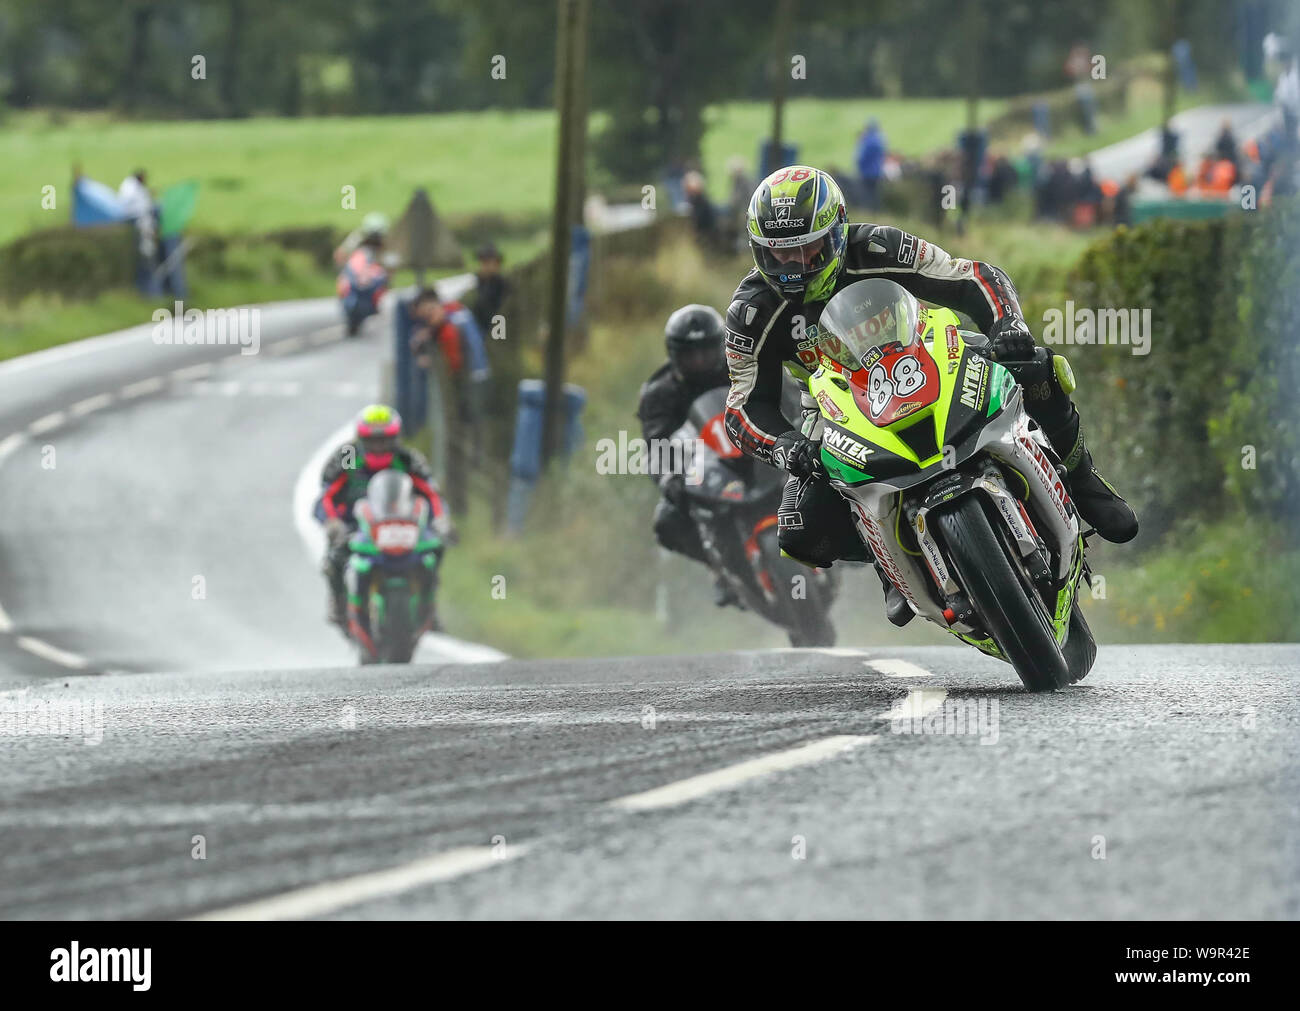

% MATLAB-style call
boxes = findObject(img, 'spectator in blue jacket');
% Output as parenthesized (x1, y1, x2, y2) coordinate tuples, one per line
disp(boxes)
(855, 119, 888, 210)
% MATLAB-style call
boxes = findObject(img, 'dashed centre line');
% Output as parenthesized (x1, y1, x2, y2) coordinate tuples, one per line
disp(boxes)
(15, 636, 89, 670)
(610, 734, 875, 812)
(193, 844, 529, 921)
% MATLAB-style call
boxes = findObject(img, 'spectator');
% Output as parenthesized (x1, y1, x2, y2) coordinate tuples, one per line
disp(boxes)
(410, 291, 464, 376)
(682, 169, 719, 248)
(1275, 46, 1299, 152)
(986, 154, 1019, 205)
(1144, 122, 1183, 186)
(471, 242, 509, 338)
(1213, 118, 1240, 173)
(118, 169, 160, 294)
(1065, 42, 1098, 134)
(854, 118, 888, 210)
(726, 156, 753, 251)
(392, 287, 461, 429)
(1113, 174, 1138, 226)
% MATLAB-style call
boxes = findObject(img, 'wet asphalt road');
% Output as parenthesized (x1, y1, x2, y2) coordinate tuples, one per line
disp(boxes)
(0, 643, 1296, 919)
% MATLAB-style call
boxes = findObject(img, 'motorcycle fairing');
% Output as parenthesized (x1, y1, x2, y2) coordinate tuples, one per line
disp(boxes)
(808, 309, 1085, 649)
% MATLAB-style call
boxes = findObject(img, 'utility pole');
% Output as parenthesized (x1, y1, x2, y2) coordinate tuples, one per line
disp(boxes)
(542, 0, 588, 467)
(964, 0, 983, 130)
(769, 0, 795, 171)
(569, 0, 590, 223)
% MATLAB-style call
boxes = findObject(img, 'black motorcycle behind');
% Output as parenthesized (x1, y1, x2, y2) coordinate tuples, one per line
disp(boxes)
(669, 385, 838, 647)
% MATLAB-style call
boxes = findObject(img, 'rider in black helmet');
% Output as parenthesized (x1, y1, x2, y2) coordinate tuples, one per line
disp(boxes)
(637, 304, 740, 607)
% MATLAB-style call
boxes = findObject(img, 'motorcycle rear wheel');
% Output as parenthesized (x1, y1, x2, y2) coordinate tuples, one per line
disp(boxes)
(1062, 606, 1097, 685)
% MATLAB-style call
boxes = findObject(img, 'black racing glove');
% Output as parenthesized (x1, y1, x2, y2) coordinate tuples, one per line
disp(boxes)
(772, 432, 824, 479)
(660, 473, 690, 510)
(989, 315, 1036, 362)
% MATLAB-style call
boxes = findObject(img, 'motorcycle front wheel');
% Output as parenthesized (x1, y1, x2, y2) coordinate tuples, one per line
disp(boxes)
(934, 496, 1070, 692)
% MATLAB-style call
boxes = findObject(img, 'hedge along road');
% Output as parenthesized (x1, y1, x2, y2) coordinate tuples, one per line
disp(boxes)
(0, 293, 502, 685)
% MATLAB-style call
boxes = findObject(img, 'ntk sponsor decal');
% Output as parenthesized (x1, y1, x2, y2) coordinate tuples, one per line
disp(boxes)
(960, 355, 988, 410)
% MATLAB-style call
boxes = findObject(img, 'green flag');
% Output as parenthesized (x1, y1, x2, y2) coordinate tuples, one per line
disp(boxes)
(158, 181, 199, 237)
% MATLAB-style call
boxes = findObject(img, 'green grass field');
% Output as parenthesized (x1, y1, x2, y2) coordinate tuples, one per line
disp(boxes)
(0, 97, 1016, 248)
(0, 108, 560, 246)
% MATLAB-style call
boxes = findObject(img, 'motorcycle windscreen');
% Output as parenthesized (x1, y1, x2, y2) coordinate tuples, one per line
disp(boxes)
(365, 469, 417, 521)
(816, 278, 941, 427)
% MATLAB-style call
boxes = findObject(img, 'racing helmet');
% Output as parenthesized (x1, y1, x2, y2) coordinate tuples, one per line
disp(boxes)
(356, 404, 401, 469)
(665, 304, 728, 387)
(746, 166, 848, 303)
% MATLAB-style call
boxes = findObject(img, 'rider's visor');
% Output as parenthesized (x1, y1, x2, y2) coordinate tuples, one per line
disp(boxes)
(750, 229, 834, 281)
(672, 344, 725, 382)
(362, 435, 397, 458)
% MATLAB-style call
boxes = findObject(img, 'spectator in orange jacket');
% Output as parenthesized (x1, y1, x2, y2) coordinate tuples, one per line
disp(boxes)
(410, 291, 464, 375)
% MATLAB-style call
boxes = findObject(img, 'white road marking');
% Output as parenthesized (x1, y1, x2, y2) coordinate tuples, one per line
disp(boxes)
(27, 412, 66, 436)
(321, 381, 365, 397)
(0, 432, 26, 466)
(246, 380, 303, 397)
(170, 362, 213, 382)
(15, 636, 89, 670)
(0, 440, 26, 637)
(866, 658, 934, 679)
(610, 734, 875, 812)
(267, 336, 306, 356)
(878, 689, 949, 723)
(192, 844, 528, 921)
(70, 392, 115, 417)
(120, 376, 166, 399)
(309, 329, 339, 346)
(763, 646, 872, 658)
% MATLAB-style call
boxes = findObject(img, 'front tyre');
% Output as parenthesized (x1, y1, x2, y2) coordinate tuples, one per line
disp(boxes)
(372, 584, 416, 664)
(934, 496, 1070, 692)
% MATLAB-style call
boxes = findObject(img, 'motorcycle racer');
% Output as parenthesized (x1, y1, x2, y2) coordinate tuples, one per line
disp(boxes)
(636, 304, 743, 607)
(723, 165, 1138, 625)
(317, 404, 452, 627)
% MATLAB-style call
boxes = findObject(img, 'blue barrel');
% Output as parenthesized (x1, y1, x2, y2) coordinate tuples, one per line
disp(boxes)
(509, 379, 587, 481)
(758, 141, 799, 178)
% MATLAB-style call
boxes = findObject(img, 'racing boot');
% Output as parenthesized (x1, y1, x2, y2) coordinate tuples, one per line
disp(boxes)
(713, 572, 744, 610)
(1046, 410, 1139, 543)
(325, 564, 348, 627)
(1009, 351, 1138, 544)
(875, 561, 914, 627)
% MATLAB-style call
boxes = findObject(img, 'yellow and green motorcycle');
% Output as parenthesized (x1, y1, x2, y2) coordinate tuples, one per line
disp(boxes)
(803, 278, 1095, 691)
